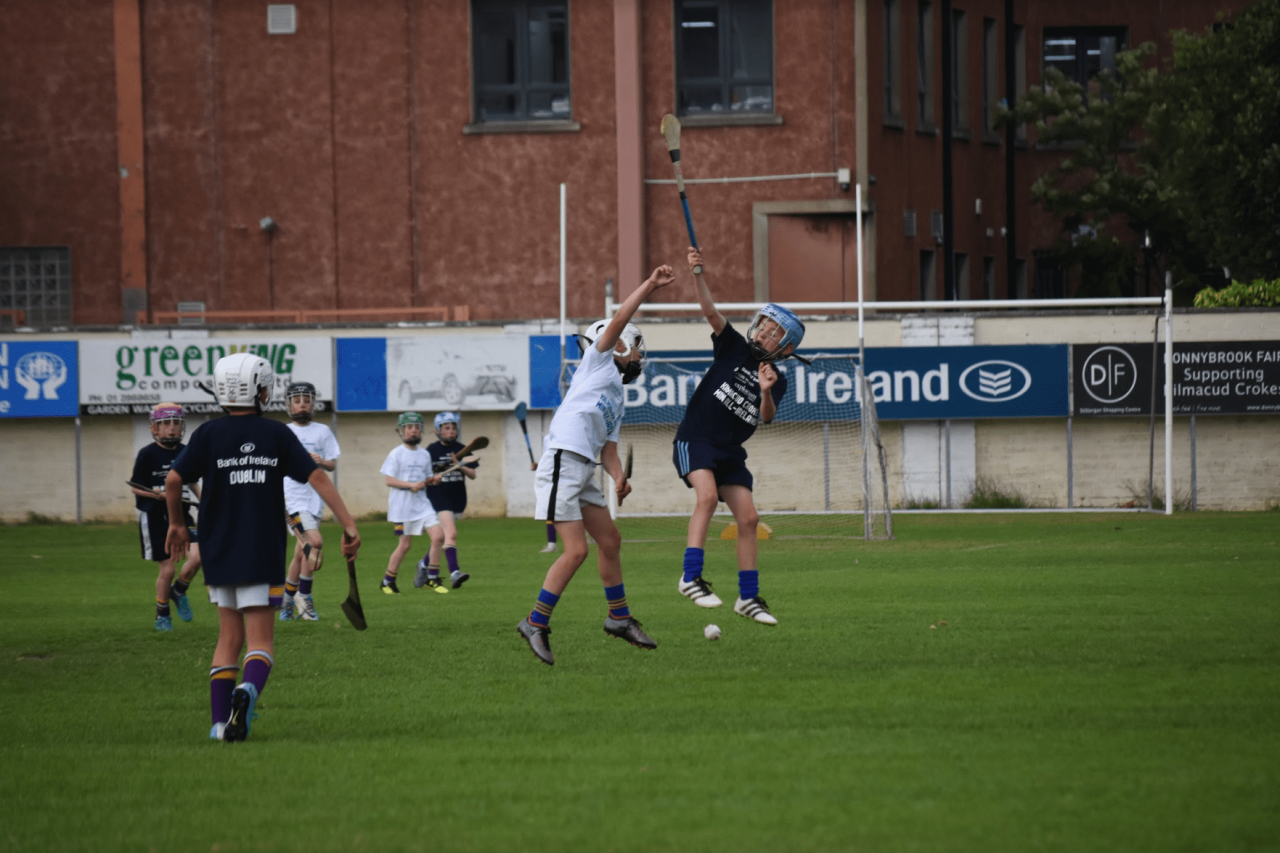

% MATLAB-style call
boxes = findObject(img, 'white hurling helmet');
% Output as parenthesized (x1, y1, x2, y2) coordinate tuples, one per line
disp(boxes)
(213, 352, 275, 408)
(584, 319, 646, 384)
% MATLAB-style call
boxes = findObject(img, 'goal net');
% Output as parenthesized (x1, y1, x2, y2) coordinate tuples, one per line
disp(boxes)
(566, 341, 893, 542)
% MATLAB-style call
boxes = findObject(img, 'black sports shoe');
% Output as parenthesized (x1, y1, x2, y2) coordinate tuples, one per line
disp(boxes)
(517, 617, 555, 665)
(381, 578, 400, 595)
(603, 615, 658, 650)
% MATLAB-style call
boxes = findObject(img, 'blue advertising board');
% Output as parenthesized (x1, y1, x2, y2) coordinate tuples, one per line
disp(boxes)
(0, 341, 80, 417)
(616, 344, 1067, 424)
(865, 344, 1068, 420)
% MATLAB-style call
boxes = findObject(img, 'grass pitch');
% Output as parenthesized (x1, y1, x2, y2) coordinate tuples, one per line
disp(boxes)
(1, 512, 1278, 852)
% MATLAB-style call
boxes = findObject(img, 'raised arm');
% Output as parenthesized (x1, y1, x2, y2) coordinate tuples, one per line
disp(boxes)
(594, 264, 675, 354)
(687, 247, 726, 336)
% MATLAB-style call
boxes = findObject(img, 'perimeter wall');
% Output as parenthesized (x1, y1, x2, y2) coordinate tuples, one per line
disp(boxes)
(1, 308, 1276, 523)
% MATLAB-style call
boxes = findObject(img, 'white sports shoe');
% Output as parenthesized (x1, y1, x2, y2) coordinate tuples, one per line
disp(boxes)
(296, 594, 319, 621)
(678, 576, 723, 608)
(734, 595, 778, 626)
(539, 543, 557, 554)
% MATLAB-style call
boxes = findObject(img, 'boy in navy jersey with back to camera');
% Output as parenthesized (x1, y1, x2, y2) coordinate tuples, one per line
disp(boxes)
(130, 402, 203, 631)
(418, 412, 477, 590)
(673, 246, 806, 627)
(166, 353, 361, 743)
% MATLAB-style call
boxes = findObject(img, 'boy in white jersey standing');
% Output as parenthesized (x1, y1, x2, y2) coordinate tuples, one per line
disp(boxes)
(280, 382, 340, 621)
(379, 412, 444, 594)
(517, 263, 675, 666)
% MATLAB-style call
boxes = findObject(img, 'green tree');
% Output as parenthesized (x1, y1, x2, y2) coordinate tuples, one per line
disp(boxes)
(1002, 0, 1280, 298)
(1150, 0, 1280, 285)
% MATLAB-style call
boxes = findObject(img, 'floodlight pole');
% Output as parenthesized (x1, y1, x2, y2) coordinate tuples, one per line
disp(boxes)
(1164, 273, 1174, 515)
(559, 183, 567, 363)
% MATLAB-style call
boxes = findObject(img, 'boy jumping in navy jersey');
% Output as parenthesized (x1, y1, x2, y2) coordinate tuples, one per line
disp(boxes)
(166, 353, 361, 742)
(673, 247, 806, 626)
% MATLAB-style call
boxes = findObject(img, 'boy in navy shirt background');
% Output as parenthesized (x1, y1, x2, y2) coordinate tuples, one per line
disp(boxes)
(130, 402, 202, 631)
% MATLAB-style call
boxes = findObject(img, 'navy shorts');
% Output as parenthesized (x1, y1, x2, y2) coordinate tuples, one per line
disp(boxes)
(673, 440, 753, 491)
(138, 508, 197, 562)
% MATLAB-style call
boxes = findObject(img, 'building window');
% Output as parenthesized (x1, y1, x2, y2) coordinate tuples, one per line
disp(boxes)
(1014, 24, 1026, 141)
(1034, 251, 1066, 299)
(954, 252, 970, 299)
(885, 0, 906, 121)
(1015, 257, 1027, 298)
(919, 249, 936, 301)
(0, 247, 72, 327)
(916, 1, 934, 127)
(472, 1, 571, 122)
(950, 8, 968, 133)
(1043, 26, 1125, 102)
(675, 0, 774, 116)
(884, 0, 902, 122)
(982, 255, 995, 299)
(982, 17, 998, 140)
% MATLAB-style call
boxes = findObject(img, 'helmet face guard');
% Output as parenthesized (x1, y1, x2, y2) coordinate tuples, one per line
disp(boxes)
(287, 382, 317, 424)
(433, 411, 460, 438)
(150, 403, 185, 447)
(397, 412, 425, 444)
(746, 304, 806, 362)
(585, 319, 647, 384)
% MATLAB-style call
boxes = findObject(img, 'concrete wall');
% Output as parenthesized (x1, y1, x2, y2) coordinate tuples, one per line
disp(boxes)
(2, 308, 1275, 522)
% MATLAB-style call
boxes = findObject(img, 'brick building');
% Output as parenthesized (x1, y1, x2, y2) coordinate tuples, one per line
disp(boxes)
(0, 0, 1249, 327)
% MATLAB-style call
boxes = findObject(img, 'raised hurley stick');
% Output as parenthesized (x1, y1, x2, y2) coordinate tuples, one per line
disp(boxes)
(660, 113, 702, 274)
(514, 402, 537, 466)
(436, 454, 479, 478)
(453, 435, 489, 460)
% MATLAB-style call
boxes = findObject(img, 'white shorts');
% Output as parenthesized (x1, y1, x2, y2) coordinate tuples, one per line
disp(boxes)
(285, 509, 321, 537)
(208, 583, 284, 611)
(393, 509, 439, 537)
(535, 448, 606, 523)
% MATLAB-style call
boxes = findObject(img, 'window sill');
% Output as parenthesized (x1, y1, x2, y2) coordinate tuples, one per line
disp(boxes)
(463, 120, 581, 135)
(677, 113, 784, 128)
(982, 132, 1002, 146)
(883, 116, 906, 130)
(916, 123, 938, 136)
(951, 128, 972, 141)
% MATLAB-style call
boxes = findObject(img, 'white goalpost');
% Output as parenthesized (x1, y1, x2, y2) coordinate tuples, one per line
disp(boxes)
(574, 190, 1175, 527)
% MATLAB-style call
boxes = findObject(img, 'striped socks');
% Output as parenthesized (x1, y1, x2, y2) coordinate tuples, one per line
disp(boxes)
(604, 584, 630, 620)
(529, 588, 560, 628)
(242, 649, 274, 696)
(210, 665, 239, 725)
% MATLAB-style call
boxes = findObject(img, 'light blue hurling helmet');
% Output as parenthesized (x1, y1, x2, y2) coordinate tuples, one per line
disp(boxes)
(747, 303, 806, 362)
(433, 411, 460, 437)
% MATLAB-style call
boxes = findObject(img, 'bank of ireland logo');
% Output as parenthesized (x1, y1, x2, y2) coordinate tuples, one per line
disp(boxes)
(15, 351, 68, 400)
(1081, 346, 1137, 403)
(958, 360, 1032, 402)
(240, 443, 256, 454)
